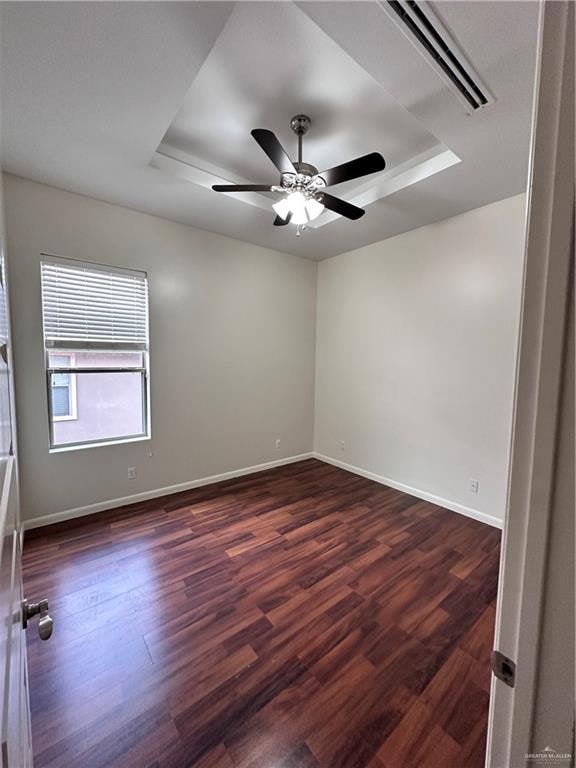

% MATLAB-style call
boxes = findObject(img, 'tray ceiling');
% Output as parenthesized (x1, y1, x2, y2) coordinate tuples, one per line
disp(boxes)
(0, 1, 539, 259)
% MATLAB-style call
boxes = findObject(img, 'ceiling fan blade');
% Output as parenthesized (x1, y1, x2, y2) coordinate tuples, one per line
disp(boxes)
(320, 192, 365, 220)
(273, 212, 292, 226)
(212, 184, 275, 192)
(318, 152, 385, 187)
(251, 129, 296, 176)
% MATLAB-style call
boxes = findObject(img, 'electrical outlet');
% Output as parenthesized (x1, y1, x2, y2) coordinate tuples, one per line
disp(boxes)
(275, 439, 281, 450)
(340, 440, 345, 452)
(469, 479, 479, 493)
(128, 466, 136, 480)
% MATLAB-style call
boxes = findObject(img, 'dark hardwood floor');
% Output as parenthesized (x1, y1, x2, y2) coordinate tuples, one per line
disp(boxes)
(23, 458, 500, 768)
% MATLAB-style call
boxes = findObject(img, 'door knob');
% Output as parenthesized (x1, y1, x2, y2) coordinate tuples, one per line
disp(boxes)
(22, 598, 54, 640)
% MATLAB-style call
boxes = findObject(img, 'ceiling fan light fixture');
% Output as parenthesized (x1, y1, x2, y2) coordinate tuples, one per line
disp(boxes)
(272, 191, 324, 225)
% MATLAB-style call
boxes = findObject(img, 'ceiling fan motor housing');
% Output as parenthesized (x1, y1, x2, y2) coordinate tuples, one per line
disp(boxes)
(293, 161, 318, 178)
(281, 166, 325, 200)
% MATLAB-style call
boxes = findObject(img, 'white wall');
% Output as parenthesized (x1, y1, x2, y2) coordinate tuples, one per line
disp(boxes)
(3, 174, 317, 523)
(314, 194, 527, 525)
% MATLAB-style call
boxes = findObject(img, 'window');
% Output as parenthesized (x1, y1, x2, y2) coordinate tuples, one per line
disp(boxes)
(40, 257, 150, 449)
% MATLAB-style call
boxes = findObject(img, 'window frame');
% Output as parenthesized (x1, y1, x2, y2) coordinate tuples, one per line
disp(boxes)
(40, 255, 151, 451)
(49, 352, 77, 422)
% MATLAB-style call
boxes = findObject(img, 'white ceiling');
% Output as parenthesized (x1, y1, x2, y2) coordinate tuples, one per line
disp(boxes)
(0, 1, 539, 260)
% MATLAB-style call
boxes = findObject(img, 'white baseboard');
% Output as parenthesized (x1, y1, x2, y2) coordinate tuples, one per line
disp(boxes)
(313, 452, 503, 529)
(22, 450, 503, 533)
(22, 452, 314, 532)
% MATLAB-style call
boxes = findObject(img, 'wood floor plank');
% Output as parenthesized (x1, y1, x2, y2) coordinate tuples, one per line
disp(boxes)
(24, 458, 499, 768)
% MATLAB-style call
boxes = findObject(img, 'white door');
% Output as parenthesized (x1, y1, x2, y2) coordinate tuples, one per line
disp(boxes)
(0, 455, 32, 768)
(486, 1, 574, 765)
(0, 212, 46, 766)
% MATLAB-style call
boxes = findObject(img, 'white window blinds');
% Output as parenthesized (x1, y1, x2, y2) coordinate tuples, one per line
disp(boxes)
(41, 258, 149, 348)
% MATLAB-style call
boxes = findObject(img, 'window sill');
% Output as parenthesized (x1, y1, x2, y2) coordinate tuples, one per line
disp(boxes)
(49, 435, 151, 454)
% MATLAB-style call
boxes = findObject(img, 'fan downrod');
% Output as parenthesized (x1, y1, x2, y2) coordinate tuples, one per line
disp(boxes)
(290, 114, 311, 166)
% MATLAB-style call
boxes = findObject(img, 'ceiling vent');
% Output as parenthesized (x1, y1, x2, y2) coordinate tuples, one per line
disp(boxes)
(380, 0, 494, 113)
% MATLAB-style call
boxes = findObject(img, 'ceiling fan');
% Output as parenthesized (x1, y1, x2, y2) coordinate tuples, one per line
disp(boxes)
(212, 115, 385, 231)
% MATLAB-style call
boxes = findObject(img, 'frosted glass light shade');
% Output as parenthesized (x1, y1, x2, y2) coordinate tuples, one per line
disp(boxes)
(305, 198, 324, 221)
(287, 192, 307, 224)
(272, 197, 291, 220)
